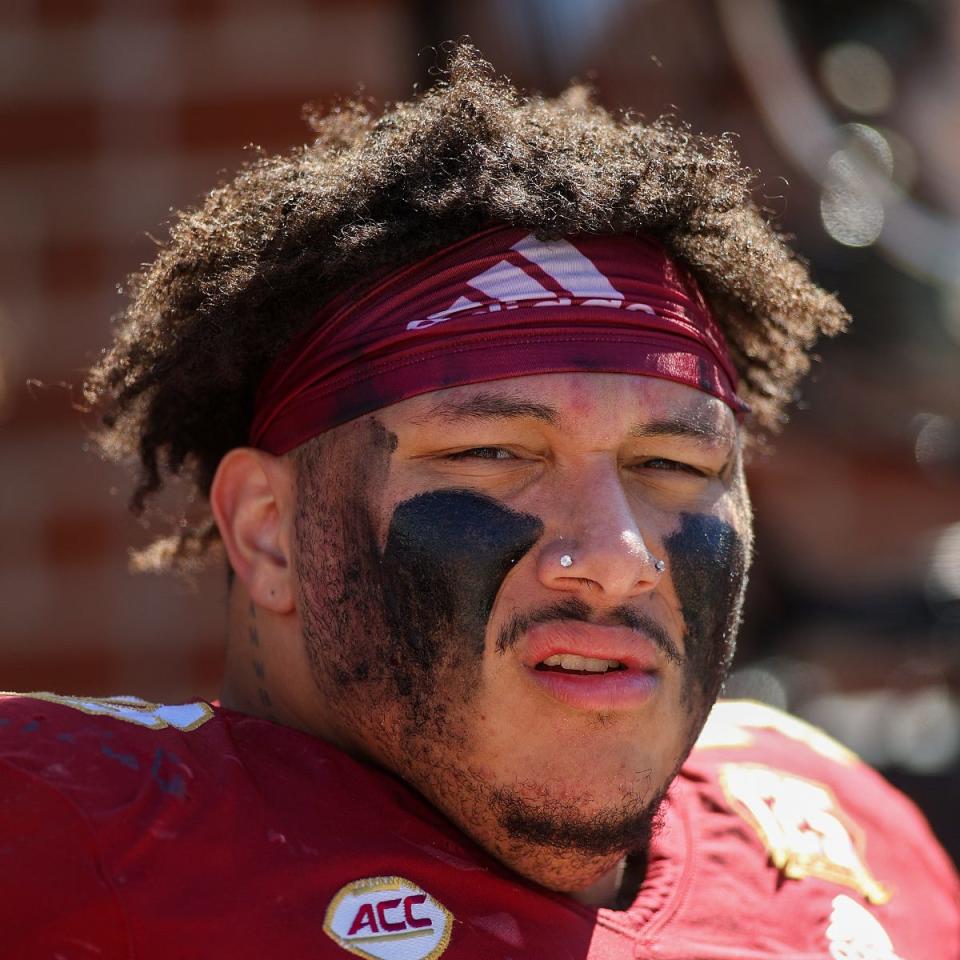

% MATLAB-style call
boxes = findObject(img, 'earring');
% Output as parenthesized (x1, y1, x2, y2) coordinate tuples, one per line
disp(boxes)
(654, 558, 666, 573)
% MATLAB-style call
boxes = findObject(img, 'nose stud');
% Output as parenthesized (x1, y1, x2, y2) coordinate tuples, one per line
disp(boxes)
(558, 553, 665, 573)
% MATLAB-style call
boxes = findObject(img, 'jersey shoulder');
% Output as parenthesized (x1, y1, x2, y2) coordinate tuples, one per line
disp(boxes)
(687, 698, 952, 864)
(0, 691, 227, 955)
(0, 689, 447, 832)
(0, 690, 219, 802)
(678, 698, 959, 957)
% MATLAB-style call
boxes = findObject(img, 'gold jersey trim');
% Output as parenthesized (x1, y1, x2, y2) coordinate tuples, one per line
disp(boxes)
(697, 699, 858, 766)
(1, 691, 215, 733)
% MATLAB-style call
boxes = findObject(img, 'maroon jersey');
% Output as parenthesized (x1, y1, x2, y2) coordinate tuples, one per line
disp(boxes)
(1, 692, 957, 959)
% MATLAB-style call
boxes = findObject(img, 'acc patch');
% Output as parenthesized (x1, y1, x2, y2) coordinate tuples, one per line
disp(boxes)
(6, 692, 214, 732)
(324, 876, 453, 960)
(826, 895, 903, 960)
(720, 763, 891, 905)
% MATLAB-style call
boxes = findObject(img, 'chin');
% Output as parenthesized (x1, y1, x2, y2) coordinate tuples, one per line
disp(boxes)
(487, 779, 668, 860)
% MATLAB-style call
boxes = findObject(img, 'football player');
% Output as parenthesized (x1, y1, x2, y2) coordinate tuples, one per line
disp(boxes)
(3, 46, 957, 959)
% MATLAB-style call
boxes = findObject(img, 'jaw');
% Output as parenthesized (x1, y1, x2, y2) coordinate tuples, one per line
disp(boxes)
(369, 667, 683, 896)
(422, 745, 671, 896)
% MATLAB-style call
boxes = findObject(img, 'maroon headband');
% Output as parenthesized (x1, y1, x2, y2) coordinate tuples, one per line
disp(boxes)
(249, 225, 746, 454)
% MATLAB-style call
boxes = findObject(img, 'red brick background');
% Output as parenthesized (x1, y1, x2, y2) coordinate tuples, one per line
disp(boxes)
(0, 0, 419, 700)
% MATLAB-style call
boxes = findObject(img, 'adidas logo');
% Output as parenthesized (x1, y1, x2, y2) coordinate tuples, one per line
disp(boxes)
(406, 233, 655, 330)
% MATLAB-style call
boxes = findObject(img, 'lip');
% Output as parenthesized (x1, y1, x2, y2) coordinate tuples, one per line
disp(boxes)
(519, 621, 662, 712)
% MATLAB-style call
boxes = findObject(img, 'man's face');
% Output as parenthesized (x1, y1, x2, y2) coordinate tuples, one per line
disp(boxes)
(293, 372, 752, 873)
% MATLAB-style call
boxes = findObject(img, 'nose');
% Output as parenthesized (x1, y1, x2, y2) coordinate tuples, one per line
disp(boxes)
(536, 463, 663, 602)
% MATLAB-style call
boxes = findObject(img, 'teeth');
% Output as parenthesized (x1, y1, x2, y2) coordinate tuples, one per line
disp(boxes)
(542, 654, 623, 673)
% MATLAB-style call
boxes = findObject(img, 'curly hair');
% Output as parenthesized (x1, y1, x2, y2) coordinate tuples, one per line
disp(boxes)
(84, 44, 848, 572)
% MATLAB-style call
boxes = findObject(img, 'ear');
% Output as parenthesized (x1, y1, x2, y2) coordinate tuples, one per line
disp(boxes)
(210, 448, 296, 614)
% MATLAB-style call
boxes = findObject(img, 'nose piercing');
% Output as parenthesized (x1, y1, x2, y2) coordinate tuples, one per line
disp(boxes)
(560, 553, 664, 572)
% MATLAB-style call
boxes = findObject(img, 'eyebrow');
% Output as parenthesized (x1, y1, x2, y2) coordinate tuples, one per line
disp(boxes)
(413, 391, 559, 426)
(414, 390, 734, 447)
(629, 414, 734, 448)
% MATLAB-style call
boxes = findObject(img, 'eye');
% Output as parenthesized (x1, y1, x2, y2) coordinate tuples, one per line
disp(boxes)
(636, 458, 708, 478)
(444, 446, 517, 461)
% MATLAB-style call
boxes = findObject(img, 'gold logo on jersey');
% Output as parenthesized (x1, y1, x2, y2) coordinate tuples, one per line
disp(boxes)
(719, 763, 891, 905)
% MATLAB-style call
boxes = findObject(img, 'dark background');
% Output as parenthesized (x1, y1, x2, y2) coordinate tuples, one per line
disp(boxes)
(1, 0, 957, 864)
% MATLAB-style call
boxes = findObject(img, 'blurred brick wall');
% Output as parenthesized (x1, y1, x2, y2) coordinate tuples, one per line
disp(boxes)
(0, 0, 415, 701)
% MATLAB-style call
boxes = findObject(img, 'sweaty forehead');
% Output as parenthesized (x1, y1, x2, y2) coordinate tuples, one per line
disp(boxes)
(384, 372, 738, 446)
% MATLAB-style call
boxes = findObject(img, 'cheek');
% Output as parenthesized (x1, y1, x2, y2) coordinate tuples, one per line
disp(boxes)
(380, 489, 544, 665)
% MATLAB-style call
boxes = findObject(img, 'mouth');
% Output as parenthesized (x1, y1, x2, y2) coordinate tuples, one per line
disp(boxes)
(520, 622, 662, 712)
(535, 654, 627, 675)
